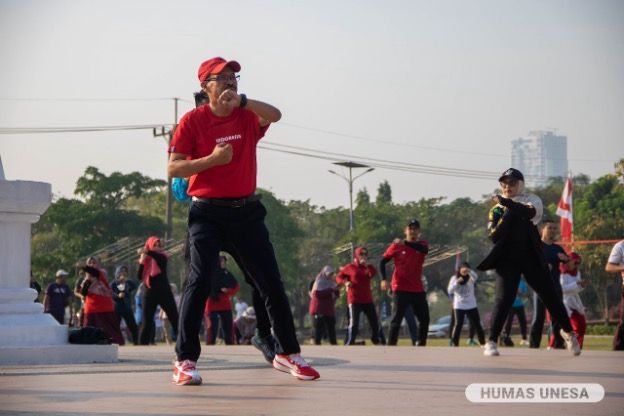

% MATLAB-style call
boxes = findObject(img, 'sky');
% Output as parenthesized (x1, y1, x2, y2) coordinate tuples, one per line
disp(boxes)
(1, 0, 623, 209)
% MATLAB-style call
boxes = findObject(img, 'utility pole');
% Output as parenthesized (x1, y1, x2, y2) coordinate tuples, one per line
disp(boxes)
(153, 97, 179, 243)
(328, 161, 374, 232)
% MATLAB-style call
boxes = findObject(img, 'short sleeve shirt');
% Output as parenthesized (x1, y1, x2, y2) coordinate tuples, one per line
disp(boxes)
(383, 241, 428, 293)
(45, 283, 71, 314)
(168, 106, 269, 198)
(608, 240, 624, 284)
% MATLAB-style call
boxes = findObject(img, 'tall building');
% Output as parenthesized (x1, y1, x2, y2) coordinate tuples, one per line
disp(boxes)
(511, 130, 568, 187)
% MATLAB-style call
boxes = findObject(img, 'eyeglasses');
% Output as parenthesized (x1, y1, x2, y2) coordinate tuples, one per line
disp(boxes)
(500, 179, 518, 187)
(205, 74, 240, 83)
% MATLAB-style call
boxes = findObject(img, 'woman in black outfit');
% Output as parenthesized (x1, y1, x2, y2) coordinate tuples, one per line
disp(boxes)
(477, 168, 580, 357)
(137, 236, 179, 345)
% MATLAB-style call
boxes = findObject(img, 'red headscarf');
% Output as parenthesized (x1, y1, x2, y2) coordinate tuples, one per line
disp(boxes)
(141, 236, 167, 288)
(354, 246, 369, 264)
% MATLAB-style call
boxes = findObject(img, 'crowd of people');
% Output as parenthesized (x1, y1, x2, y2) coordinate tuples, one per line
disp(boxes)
(35, 228, 623, 356)
(33, 237, 258, 349)
(35, 215, 622, 359)
(32, 55, 624, 386)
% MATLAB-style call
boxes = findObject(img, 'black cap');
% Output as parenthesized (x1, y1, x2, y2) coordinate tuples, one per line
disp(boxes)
(407, 219, 420, 228)
(498, 168, 524, 182)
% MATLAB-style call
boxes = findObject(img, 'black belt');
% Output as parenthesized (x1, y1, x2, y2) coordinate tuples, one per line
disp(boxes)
(192, 194, 261, 208)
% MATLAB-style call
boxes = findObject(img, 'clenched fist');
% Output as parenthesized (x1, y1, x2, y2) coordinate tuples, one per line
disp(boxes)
(211, 143, 233, 166)
(217, 89, 241, 109)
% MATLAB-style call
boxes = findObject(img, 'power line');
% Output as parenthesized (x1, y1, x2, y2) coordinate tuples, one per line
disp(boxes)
(0, 124, 174, 134)
(0, 97, 176, 102)
(0, 123, 539, 180)
(262, 141, 501, 178)
(0, 122, 606, 181)
(279, 122, 613, 163)
(0, 98, 615, 163)
(279, 121, 506, 158)
(258, 143, 502, 180)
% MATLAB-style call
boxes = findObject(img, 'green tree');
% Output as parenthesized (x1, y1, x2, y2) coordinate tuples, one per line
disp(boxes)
(614, 158, 624, 182)
(31, 168, 166, 285)
(375, 180, 392, 205)
(355, 187, 371, 208)
(75, 166, 166, 209)
(573, 173, 624, 322)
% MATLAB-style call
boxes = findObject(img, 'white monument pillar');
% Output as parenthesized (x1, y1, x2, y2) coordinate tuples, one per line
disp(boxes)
(0, 157, 117, 364)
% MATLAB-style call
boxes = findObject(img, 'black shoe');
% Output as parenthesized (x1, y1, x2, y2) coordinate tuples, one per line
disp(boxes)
(251, 334, 276, 363)
(502, 337, 514, 347)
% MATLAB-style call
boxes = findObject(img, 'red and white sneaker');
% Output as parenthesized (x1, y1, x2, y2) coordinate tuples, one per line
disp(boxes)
(172, 360, 202, 386)
(273, 353, 320, 381)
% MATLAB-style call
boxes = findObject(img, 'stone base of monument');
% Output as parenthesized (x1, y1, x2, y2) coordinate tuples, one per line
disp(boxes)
(0, 309, 118, 366)
(0, 162, 119, 366)
(0, 344, 118, 366)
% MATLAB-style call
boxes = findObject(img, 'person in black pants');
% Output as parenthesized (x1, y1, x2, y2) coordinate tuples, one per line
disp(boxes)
(447, 263, 485, 347)
(111, 265, 139, 345)
(477, 168, 580, 357)
(309, 266, 340, 345)
(529, 219, 568, 348)
(336, 247, 383, 345)
(380, 219, 430, 346)
(184, 233, 277, 360)
(177, 89, 278, 362)
(448, 292, 478, 346)
(137, 236, 179, 346)
(168, 56, 318, 384)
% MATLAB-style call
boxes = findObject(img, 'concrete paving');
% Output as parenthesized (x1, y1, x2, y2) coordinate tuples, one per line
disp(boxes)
(0, 344, 622, 416)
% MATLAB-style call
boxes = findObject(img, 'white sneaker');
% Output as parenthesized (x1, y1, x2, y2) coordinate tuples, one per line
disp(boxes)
(172, 360, 202, 385)
(560, 330, 581, 356)
(483, 341, 499, 356)
(520, 339, 530, 346)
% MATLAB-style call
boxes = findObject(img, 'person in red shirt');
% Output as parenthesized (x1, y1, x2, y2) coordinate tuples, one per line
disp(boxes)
(168, 57, 318, 384)
(380, 219, 430, 346)
(77, 257, 124, 345)
(204, 255, 240, 345)
(336, 247, 383, 345)
(309, 265, 340, 345)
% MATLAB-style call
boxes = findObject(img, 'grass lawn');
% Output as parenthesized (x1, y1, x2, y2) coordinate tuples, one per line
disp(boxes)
(301, 335, 614, 350)
(395, 335, 614, 350)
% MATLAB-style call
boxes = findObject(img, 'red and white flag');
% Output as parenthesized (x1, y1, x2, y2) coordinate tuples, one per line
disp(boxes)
(556, 174, 573, 243)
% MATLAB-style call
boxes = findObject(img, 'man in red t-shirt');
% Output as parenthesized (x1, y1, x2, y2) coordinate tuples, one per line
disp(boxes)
(380, 219, 430, 346)
(168, 57, 319, 385)
(336, 247, 383, 345)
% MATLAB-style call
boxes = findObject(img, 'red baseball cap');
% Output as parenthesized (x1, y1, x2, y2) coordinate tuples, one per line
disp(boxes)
(197, 57, 241, 83)
(568, 252, 581, 262)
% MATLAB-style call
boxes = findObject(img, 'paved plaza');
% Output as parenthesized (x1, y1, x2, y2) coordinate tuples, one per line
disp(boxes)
(0, 345, 622, 416)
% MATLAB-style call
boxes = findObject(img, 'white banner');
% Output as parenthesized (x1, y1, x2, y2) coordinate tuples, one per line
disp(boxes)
(465, 383, 604, 403)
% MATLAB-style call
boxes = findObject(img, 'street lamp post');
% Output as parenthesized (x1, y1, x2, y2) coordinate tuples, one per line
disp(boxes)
(328, 161, 374, 232)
